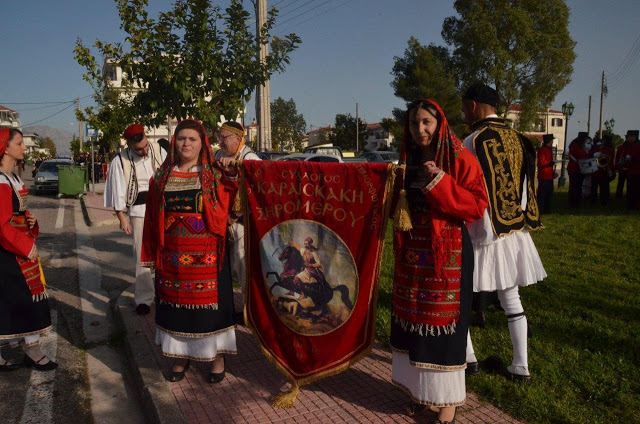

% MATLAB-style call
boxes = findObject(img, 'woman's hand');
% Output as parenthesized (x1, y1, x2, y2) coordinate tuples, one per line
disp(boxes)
(26, 211, 37, 229)
(422, 161, 442, 179)
(218, 157, 238, 177)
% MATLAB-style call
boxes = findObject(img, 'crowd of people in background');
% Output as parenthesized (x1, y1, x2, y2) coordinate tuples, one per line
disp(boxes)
(565, 129, 640, 211)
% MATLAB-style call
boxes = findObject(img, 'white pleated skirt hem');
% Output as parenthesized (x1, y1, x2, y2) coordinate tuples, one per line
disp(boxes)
(391, 351, 466, 407)
(473, 230, 547, 292)
(155, 327, 237, 361)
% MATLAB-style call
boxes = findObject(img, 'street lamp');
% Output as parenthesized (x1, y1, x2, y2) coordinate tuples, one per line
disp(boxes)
(558, 101, 574, 187)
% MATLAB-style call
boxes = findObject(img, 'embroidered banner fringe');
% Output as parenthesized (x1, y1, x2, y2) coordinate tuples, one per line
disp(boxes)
(393, 314, 456, 337)
(271, 380, 300, 408)
(158, 299, 218, 310)
(32, 292, 48, 302)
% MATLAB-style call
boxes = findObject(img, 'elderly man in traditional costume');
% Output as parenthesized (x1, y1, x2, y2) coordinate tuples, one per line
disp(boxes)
(141, 119, 238, 383)
(0, 128, 57, 371)
(104, 124, 165, 315)
(460, 84, 546, 382)
(391, 99, 488, 423)
(213, 121, 260, 310)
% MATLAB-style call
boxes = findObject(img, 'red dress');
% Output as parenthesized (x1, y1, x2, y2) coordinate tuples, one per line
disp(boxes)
(0, 172, 51, 342)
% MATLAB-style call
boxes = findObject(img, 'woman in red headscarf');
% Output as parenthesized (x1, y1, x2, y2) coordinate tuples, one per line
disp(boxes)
(141, 119, 238, 383)
(391, 100, 487, 423)
(0, 128, 57, 372)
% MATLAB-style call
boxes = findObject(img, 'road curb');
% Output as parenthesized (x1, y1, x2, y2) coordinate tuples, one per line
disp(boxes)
(80, 195, 119, 228)
(114, 287, 187, 424)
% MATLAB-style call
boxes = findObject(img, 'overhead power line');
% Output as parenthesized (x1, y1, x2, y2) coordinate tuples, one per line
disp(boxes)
(274, 0, 335, 29)
(1, 94, 92, 106)
(22, 102, 76, 127)
(277, 0, 354, 34)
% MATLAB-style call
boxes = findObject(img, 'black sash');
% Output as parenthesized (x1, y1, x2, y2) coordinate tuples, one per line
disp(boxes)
(133, 191, 148, 206)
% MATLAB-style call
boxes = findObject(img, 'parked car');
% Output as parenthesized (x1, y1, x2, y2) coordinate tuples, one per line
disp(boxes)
(303, 145, 367, 162)
(358, 151, 399, 164)
(278, 153, 343, 163)
(256, 151, 290, 160)
(34, 159, 74, 194)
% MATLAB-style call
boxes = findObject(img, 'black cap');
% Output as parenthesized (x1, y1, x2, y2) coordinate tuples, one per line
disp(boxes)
(543, 134, 554, 143)
(626, 130, 639, 137)
(578, 131, 589, 139)
(462, 83, 499, 107)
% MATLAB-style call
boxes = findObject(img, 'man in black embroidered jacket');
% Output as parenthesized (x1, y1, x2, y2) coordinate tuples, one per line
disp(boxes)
(460, 84, 546, 381)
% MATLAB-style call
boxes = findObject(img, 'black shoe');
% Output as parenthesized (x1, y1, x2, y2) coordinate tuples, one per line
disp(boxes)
(136, 304, 151, 315)
(23, 354, 58, 371)
(405, 401, 426, 417)
(466, 361, 479, 375)
(0, 361, 21, 372)
(208, 356, 226, 384)
(168, 360, 190, 382)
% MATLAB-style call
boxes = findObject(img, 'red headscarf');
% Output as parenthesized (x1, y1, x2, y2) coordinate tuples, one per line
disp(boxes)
(400, 99, 464, 279)
(0, 128, 10, 157)
(148, 119, 233, 256)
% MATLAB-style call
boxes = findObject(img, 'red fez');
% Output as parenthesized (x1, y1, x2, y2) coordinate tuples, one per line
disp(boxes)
(123, 124, 145, 140)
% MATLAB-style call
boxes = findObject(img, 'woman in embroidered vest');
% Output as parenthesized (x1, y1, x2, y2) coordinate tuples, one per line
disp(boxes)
(0, 128, 57, 372)
(141, 119, 238, 383)
(391, 100, 487, 423)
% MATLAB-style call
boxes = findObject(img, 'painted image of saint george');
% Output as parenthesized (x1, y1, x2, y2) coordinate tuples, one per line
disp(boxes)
(260, 220, 357, 335)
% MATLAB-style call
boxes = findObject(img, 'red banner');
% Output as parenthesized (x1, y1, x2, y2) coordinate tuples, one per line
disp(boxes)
(241, 161, 394, 405)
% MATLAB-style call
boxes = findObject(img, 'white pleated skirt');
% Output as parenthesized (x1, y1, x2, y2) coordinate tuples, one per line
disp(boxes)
(391, 351, 466, 407)
(472, 230, 547, 292)
(155, 327, 237, 361)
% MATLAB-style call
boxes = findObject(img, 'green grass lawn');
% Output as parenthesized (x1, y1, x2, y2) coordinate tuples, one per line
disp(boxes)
(374, 182, 640, 423)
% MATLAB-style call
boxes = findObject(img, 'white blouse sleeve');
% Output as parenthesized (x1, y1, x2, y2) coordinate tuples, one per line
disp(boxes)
(104, 155, 126, 211)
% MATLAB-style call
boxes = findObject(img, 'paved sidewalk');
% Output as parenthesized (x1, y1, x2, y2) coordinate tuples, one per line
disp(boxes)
(126, 294, 522, 424)
(90, 203, 522, 423)
(81, 188, 120, 227)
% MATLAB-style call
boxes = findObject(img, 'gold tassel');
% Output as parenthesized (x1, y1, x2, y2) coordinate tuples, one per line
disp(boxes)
(392, 164, 412, 231)
(38, 258, 47, 289)
(271, 381, 300, 408)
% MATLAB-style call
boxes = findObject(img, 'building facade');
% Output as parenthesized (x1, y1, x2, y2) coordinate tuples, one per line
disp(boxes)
(363, 123, 395, 151)
(506, 104, 567, 155)
(0, 105, 21, 129)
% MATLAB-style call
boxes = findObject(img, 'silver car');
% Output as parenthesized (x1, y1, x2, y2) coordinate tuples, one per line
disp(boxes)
(34, 159, 73, 194)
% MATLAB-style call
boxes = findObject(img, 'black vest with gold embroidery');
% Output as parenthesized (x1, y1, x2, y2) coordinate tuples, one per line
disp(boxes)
(471, 117, 541, 236)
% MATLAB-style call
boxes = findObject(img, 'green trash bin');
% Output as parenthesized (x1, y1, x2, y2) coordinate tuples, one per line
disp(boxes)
(57, 165, 87, 198)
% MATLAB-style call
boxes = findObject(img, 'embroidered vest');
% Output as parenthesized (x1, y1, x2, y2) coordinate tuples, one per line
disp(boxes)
(119, 142, 163, 208)
(471, 118, 541, 236)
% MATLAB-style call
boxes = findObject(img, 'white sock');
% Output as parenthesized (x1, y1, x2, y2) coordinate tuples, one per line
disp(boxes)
(466, 330, 477, 363)
(508, 315, 528, 368)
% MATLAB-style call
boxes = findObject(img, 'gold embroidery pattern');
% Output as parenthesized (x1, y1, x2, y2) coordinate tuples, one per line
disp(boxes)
(482, 137, 524, 226)
(165, 174, 201, 192)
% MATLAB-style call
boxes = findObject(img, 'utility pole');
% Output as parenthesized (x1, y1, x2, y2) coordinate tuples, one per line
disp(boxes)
(587, 95, 592, 135)
(598, 70, 605, 139)
(76, 98, 83, 153)
(355, 103, 359, 152)
(255, 0, 271, 152)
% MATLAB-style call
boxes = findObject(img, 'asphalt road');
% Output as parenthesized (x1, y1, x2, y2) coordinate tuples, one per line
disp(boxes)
(0, 167, 145, 424)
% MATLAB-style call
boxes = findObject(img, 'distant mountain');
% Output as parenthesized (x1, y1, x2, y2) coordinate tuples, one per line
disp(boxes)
(23, 125, 73, 156)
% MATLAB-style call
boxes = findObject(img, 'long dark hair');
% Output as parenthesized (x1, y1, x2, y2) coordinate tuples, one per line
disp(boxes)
(405, 100, 441, 167)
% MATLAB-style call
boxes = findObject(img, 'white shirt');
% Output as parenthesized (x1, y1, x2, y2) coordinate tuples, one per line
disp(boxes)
(104, 148, 167, 218)
(463, 114, 528, 246)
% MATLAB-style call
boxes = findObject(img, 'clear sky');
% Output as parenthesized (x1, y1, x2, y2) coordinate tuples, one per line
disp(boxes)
(1, 0, 638, 143)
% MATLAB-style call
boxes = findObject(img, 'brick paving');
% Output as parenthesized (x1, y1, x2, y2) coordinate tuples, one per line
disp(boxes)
(135, 295, 522, 424)
(85, 198, 522, 423)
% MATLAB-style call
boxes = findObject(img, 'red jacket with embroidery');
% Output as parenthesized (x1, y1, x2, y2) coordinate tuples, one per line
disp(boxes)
(537, 145, 554, 181)
(616, 144, 633, 173)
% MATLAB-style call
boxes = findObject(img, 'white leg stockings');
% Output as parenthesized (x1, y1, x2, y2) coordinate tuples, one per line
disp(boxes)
(498, 286, 528, 370)
(466, 330, 477, 363)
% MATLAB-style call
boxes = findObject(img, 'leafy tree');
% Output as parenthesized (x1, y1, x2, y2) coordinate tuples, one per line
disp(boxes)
(271, 97, 306, 152)
(442, 0, 576, 130)
(328, 113, 367, 152)
(70, 135, 82, 156)
(391, 37, 462, 129)
(38, 136, 57, 157)
(75, 0, 301, 136)
(380, 117, 403, 151)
